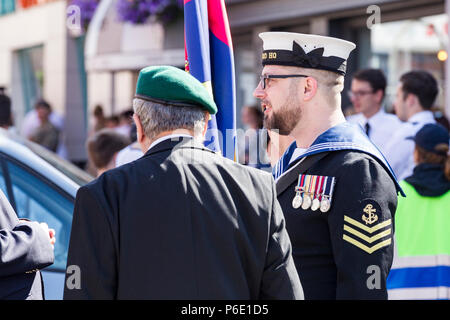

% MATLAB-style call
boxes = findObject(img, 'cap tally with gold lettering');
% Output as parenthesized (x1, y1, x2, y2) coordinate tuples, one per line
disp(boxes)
(259, 32, 356, 75)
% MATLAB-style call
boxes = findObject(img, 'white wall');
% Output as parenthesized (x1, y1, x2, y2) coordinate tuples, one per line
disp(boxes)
(87, 70, 135, 120)
(0, 1, 68, 117)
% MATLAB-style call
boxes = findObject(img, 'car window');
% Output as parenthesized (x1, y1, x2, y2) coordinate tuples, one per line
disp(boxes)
(6, 161, 74, 271)
(0, 165, 8, 197)
(0, 128, 93, 186)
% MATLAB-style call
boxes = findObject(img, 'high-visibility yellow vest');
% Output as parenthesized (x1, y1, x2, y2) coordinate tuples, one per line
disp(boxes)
(387, 181, 450, 300)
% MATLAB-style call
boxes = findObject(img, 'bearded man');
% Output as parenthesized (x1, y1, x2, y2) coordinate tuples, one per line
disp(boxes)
(253, 32, 405, 300)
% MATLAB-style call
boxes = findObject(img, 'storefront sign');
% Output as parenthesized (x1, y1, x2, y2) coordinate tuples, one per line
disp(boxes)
(19, 0, 57, 10)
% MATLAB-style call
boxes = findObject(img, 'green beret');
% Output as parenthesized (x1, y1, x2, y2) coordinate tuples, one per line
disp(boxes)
(135, 65, 217, 115)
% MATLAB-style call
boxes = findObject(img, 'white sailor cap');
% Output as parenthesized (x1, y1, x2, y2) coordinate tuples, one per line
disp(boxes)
(259, 32, 356, 75)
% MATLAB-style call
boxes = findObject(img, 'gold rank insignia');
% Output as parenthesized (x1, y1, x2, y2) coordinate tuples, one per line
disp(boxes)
(342, 200, 392, 254)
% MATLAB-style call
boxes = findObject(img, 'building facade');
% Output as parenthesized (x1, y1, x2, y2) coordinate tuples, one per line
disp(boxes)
(0, 0, 448, 163)
(0, 0, 87, 163)
(227, 0, 448, 128)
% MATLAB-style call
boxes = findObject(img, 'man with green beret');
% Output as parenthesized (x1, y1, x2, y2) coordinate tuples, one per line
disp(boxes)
(64, 66, 303, 300)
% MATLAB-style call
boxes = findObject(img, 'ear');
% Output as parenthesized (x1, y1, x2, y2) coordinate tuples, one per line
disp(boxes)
(133, 113, 145, 145)
(374, 89, 384, 104)
(202, 112, 210, 137)
(303, 77, 318, 101)
(405, 93, 417, 108)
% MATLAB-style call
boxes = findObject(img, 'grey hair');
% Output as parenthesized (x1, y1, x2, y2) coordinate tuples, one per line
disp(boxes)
(133, 98, 207, 141)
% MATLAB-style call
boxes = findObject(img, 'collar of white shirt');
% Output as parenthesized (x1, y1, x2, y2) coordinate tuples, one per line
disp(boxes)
(147, 134, 194, 153)
(408, 110, 435, 125)
(367, 108, 389, 126)
(348, 107, 387, 127)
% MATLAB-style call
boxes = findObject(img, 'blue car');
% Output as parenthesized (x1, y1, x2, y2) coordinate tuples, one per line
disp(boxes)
(0, 128, 93, 300)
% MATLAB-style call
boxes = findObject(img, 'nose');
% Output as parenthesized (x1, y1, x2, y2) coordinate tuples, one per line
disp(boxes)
(253, 80, 265, 100)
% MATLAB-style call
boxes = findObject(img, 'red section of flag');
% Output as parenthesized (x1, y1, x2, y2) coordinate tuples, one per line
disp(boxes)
(208, 0, 232, 47)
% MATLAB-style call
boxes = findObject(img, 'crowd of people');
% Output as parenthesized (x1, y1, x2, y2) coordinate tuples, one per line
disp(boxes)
(0, 30, 449, 300)
(346, 68, 448, 181)
(86, 106, 143, 176)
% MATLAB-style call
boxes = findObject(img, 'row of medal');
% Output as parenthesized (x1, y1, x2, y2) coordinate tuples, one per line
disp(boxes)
(292, 174, 336, 213)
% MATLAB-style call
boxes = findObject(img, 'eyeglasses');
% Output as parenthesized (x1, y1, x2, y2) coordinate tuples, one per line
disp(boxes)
(347, 90, 375, 99)
(259, 74, 309, 90)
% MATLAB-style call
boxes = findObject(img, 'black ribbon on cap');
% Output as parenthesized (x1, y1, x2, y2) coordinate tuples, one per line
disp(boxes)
(262, 41, 348, 75)
(293, 42, 322, 68)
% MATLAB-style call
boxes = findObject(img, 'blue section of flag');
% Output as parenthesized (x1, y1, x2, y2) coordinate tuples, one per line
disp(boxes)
(184, 0, 236, 159)
(184, 0, 210, 83)
(387, 266, 450, 289)
(209, 31, 236, 159)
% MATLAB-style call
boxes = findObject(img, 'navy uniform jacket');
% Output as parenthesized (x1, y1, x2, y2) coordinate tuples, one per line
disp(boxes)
(64, 137, 303, 300)
(0, 190, 54, 299)
(274, 123, 402, 300)
(277, 151, 397, 299)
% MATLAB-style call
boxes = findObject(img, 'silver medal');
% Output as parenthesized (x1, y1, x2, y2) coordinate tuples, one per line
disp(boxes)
(320, 199, 331, 213)
(301, 194, 312, 210)
(292, 193, 303, 209)
(311, 198, 320, 211)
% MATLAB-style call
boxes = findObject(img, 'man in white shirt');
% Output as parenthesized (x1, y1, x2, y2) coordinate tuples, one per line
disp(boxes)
(383, 70, 438, 180)
(115, 141, 143, 167)
(346, 69, 400, 156)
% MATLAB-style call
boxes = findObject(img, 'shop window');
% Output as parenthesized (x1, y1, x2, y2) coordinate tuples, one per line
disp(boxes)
(75, 35, 88, 130)
(15, 45, 44, 114)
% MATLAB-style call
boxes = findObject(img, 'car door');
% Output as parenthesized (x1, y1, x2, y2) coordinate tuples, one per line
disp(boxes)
(0, 154, 74, 300)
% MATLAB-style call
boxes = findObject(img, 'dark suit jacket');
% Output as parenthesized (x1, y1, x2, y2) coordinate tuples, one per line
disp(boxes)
(64, 137, 303, 300)
(0, 189, 54, 299)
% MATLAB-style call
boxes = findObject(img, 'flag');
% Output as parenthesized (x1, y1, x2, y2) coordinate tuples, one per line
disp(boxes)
(184, 0, 237, 160)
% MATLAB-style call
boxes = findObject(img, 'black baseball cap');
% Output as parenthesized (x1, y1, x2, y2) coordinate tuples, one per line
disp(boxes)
(408, 123, 449, 155)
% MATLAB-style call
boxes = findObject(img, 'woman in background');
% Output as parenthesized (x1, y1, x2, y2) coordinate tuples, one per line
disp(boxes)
(387, 123, 450, 300)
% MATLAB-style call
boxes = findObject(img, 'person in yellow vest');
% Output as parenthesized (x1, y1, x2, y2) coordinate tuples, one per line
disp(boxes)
(388, 123, 450, 299)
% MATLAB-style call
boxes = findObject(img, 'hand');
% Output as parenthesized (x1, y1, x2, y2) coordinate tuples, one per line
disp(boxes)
(40, 222, 56, 248)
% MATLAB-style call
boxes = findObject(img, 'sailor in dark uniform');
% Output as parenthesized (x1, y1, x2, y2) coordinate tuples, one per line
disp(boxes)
(253, 32, 405, 299)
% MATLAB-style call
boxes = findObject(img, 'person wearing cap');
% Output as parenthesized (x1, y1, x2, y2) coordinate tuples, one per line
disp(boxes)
(253, 32, 404, 299)
(63, 66, 303, 300)
(387, 123, 450, 300)
(383, 70, 439, 181)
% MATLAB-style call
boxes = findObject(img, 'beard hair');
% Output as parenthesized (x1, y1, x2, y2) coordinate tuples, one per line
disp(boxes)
(263, 86, 301, 135)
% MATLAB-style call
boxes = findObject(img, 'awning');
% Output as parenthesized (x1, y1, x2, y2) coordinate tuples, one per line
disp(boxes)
(372, 14, 448, 53)
(84, 0, 184, 72)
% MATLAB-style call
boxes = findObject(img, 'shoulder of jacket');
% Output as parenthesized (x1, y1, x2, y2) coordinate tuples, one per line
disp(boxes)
(213, 155, 274, 185)
(323, 150, 386, 173)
